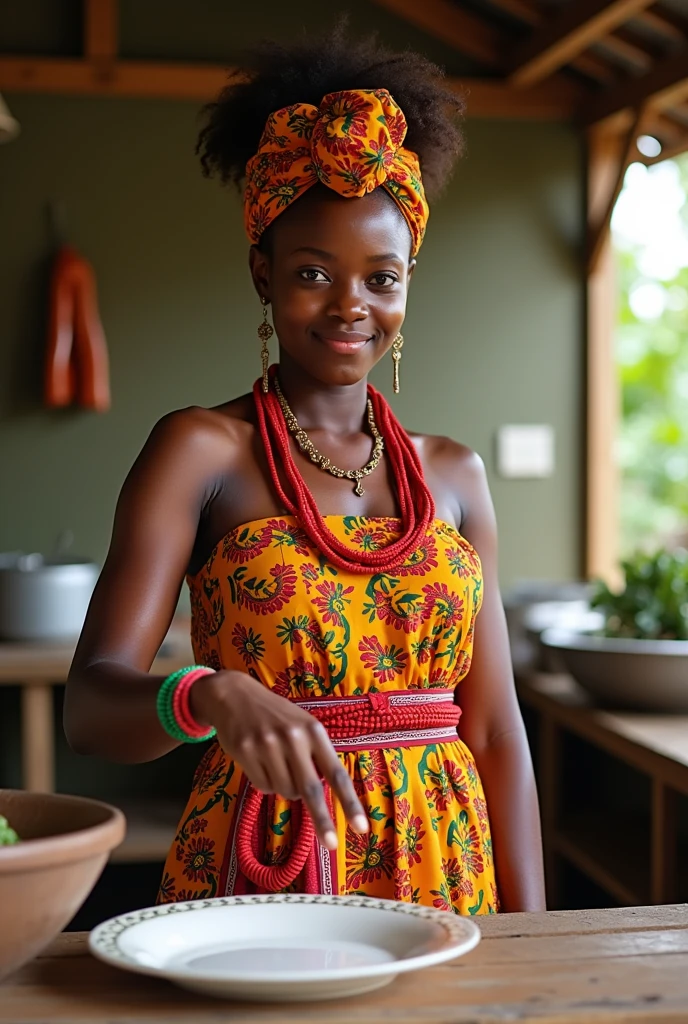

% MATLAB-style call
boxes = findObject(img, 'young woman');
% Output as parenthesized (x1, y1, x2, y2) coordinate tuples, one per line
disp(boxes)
(65, 29, 545, 915)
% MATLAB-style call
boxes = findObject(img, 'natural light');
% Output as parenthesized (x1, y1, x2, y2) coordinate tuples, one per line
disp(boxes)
(612, 157, 688, 556)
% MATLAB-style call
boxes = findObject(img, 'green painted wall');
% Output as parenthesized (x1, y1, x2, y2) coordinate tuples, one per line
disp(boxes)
(0, 5, 585, 593)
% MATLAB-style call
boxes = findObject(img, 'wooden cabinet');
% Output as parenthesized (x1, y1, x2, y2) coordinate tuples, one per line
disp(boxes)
(519, 673, 688, 909)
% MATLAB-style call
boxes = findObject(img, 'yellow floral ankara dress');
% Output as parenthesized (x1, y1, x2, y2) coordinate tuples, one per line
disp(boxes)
(158, 515, 500, 915)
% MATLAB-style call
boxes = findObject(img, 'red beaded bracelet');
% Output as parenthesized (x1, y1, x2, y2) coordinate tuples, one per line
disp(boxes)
(172, 668, 215, 739)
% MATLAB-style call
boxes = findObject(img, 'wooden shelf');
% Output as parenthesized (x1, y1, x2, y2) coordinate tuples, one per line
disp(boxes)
(553, 811, 649, 906)
(110, 798, 183, 864)
(518, 673, 688, 909)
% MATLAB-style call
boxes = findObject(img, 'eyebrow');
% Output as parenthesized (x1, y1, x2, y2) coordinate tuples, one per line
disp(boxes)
(291, 246, 404, 263)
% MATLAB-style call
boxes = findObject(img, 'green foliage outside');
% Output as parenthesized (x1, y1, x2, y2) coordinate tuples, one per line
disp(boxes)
(0, 815, 20, 845)
(614, 158, 688, 558)
(590, 548, 688, 640)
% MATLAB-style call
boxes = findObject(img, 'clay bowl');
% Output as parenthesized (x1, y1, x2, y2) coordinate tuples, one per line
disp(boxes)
(0, 789, 125, 981)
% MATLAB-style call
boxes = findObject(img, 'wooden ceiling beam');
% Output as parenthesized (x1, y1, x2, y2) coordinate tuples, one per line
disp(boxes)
(371, 0, 588, 108)
(483, 0, 538, 25)
(0, 56, 580, 118)
(0, 57, 232, 100)
(573, 52, 620, 85)
(84, 0, 118, 61)
(637, 7, 688, 43)
(507, 0, 655, 87)
(582, 44, 688, 125)
(368, 0, 501, 65)
(451, 74, 581, 118)
(484, 0, 620, 83)
(650, 109, 688, 142)
(596, 27, 655, 71)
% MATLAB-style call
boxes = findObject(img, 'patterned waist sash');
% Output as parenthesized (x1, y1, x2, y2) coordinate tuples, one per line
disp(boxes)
(294, 688, 461, 749)
(234, 689, 461, 894)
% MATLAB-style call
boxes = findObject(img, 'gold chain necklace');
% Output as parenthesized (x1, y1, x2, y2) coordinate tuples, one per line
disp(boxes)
(273, 375, 385, 496)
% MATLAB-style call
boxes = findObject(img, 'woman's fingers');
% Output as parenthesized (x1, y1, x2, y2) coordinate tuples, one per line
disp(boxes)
(284, 726, 338, 848)
(219, 692, 370, 850)
(259, 730, 299, 800)
(234, 734, 273, 794)
(310, 722, 369, 835)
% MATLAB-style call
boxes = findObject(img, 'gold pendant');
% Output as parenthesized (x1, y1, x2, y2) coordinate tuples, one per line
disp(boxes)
(354, 478, 365, 497)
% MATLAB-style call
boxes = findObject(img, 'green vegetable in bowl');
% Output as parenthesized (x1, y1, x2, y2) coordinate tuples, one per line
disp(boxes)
(0, 815, 20, 845)
(590, 547, 688, 641)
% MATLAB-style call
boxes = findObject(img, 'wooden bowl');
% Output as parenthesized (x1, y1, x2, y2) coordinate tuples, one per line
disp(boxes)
(0, 789, 125, 981)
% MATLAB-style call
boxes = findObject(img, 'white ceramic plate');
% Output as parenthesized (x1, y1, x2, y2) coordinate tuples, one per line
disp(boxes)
(89, 893, 481, 1002)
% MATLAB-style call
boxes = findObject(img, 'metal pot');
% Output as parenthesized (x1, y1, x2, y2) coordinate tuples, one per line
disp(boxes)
(0, 553, 99, 641)
(502, 580, 594, 672)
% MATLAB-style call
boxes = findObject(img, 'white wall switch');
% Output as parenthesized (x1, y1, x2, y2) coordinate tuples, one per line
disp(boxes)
(497, 424, 555, 479)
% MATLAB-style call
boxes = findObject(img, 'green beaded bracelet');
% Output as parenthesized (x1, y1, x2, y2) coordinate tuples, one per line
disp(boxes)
(156, 665, 217, 744)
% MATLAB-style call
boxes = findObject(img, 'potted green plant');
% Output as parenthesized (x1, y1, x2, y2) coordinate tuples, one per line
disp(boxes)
(541, 549, 688, 711)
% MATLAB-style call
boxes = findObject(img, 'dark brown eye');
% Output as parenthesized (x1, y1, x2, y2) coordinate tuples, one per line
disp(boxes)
(299, 268, 329, 282)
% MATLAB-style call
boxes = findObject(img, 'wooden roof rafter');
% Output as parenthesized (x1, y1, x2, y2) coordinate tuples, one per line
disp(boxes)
(582, 44, 688, 127)
(0, 0, 585, 119)
(3, 0, 688, 164)
(483, 0, 688, 87)
(505, 0, 656, 87)
(370, 0, 592, 114)
(479, 0, 618, 84)
(368, 0, 503, 65)
(637, 6, 688, 43)
(476, 0, 688, 164)
(84, 0, 118, 62)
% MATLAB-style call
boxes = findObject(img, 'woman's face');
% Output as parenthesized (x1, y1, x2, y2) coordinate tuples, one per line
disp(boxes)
(249, 186, 415, 387)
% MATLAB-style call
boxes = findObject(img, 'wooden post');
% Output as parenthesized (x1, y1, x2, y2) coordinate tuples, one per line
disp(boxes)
(651, 780, 677, 904)
(84, 0, 118, 62)
(585, 123, 624, 586)
(20, 683, 55, 793)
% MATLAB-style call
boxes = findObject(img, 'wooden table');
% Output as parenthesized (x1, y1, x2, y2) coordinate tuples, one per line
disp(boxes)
(3, 905, 688, 1022)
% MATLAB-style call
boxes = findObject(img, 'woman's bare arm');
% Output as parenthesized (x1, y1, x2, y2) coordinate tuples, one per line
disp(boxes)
(455, 450, 546, 912)
(64, 409, 219, 762)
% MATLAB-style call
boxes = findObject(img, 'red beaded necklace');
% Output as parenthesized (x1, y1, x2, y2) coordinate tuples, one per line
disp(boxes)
(252, 366, 436, 574)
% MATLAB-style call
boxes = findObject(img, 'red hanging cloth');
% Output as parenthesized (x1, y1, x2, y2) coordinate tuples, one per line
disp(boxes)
(44, 245, 110, 412)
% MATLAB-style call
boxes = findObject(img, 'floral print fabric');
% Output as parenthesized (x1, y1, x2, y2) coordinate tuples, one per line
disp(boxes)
(244, 89, 429, 255)
(158, 516, 499, 915)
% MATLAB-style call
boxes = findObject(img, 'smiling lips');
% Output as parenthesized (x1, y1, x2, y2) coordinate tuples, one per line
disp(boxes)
(315, 331, 372, 354)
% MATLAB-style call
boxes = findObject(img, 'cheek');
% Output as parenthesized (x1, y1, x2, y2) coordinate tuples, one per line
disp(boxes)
(373, 291, 408, 330)
(272, 286, 321, 333)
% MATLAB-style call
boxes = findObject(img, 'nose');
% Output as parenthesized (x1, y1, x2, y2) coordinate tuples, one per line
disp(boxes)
(325, 280, 368, 323)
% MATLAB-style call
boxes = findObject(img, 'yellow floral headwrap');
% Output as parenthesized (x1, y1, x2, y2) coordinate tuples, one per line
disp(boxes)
(244, 89, 429, 256)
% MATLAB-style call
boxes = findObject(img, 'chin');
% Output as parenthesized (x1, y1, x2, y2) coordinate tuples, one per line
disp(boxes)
(318, 360, 372, 388)
(283, 346, 375, 388)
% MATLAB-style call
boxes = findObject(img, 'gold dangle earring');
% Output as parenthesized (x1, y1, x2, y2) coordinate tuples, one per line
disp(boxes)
(392, 332, 404, 394)
(258, 297, 274, 393)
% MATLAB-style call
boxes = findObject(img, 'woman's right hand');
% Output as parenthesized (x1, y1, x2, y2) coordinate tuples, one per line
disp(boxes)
(190, 670, 369, 850)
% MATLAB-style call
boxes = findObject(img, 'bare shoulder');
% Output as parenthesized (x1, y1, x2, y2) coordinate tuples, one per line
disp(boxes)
(142, 394, 255, 468)
(410, 431, 491, 530)
(419, 433, 486, 479)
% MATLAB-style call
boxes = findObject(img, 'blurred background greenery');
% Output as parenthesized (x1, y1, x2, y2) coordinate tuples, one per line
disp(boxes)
(613, 156, 688, 559)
